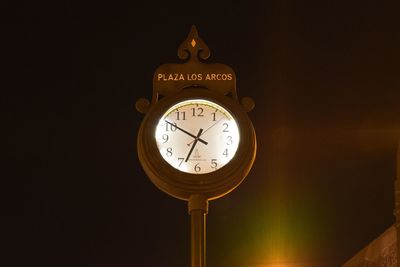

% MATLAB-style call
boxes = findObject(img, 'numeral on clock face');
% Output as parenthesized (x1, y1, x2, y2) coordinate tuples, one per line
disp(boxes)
(176, 111, 186, 120)
(191, 106, 204, 117)
(155, 99, 240, 174)
(165, 122, 177, 132)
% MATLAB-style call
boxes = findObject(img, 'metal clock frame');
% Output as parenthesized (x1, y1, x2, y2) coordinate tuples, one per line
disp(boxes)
(137, 87, 256, 201)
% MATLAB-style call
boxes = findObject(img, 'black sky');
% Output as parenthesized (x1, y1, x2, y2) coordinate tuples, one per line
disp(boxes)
(3, 1, 400, 266)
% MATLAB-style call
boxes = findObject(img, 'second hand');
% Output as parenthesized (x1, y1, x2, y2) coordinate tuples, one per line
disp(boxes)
(187, 117, 224, 146)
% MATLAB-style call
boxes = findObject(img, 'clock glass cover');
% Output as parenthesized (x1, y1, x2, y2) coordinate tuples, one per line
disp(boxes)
(155, 99, 240, 174)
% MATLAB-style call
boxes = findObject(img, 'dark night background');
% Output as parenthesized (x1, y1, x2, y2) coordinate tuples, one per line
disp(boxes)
(3, 1, 400, 266)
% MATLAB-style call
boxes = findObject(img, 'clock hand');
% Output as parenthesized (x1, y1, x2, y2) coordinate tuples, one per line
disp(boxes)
(165, 120, 208, 145)
(185, 128, 203, 162)
(187, 117, 224, 146)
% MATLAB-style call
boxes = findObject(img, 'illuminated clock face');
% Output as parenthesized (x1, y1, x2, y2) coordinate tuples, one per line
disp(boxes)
(155, 99, 240, 174)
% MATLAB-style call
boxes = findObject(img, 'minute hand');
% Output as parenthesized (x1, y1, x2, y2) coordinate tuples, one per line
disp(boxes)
(165, 120, 208, 145)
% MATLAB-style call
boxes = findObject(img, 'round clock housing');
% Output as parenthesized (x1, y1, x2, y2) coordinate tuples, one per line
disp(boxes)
(137, 88, 256, 201)
(155, 99, 240, 174)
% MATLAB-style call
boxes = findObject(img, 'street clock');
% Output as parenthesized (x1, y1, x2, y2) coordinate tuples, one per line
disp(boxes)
(136, 26, 256, 267)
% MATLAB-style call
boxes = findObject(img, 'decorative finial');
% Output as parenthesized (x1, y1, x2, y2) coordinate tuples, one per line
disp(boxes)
(177, 25, 210, 61)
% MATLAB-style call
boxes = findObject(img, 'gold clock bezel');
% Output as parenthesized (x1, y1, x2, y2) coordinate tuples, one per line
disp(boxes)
(137, 88, 256, 201)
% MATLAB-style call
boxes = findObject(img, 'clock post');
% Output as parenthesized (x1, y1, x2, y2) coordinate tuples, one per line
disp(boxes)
(136, 25, 257, 267)
(189, 194, 208, 267)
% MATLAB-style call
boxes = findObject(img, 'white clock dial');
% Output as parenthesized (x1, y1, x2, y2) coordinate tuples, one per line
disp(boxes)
(155, 99, 240, 174)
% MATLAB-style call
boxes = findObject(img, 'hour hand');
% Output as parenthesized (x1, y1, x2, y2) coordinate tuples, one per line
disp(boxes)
(165, 120, 208, 145)
(185, 128, 203, 162)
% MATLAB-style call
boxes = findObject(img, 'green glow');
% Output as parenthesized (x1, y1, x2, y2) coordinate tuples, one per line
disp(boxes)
(211, 182, 331, 266)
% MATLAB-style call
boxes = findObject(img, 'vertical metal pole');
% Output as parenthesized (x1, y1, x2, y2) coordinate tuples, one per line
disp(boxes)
(188, 195, 208, 267)
(191, 209, 206, 267)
